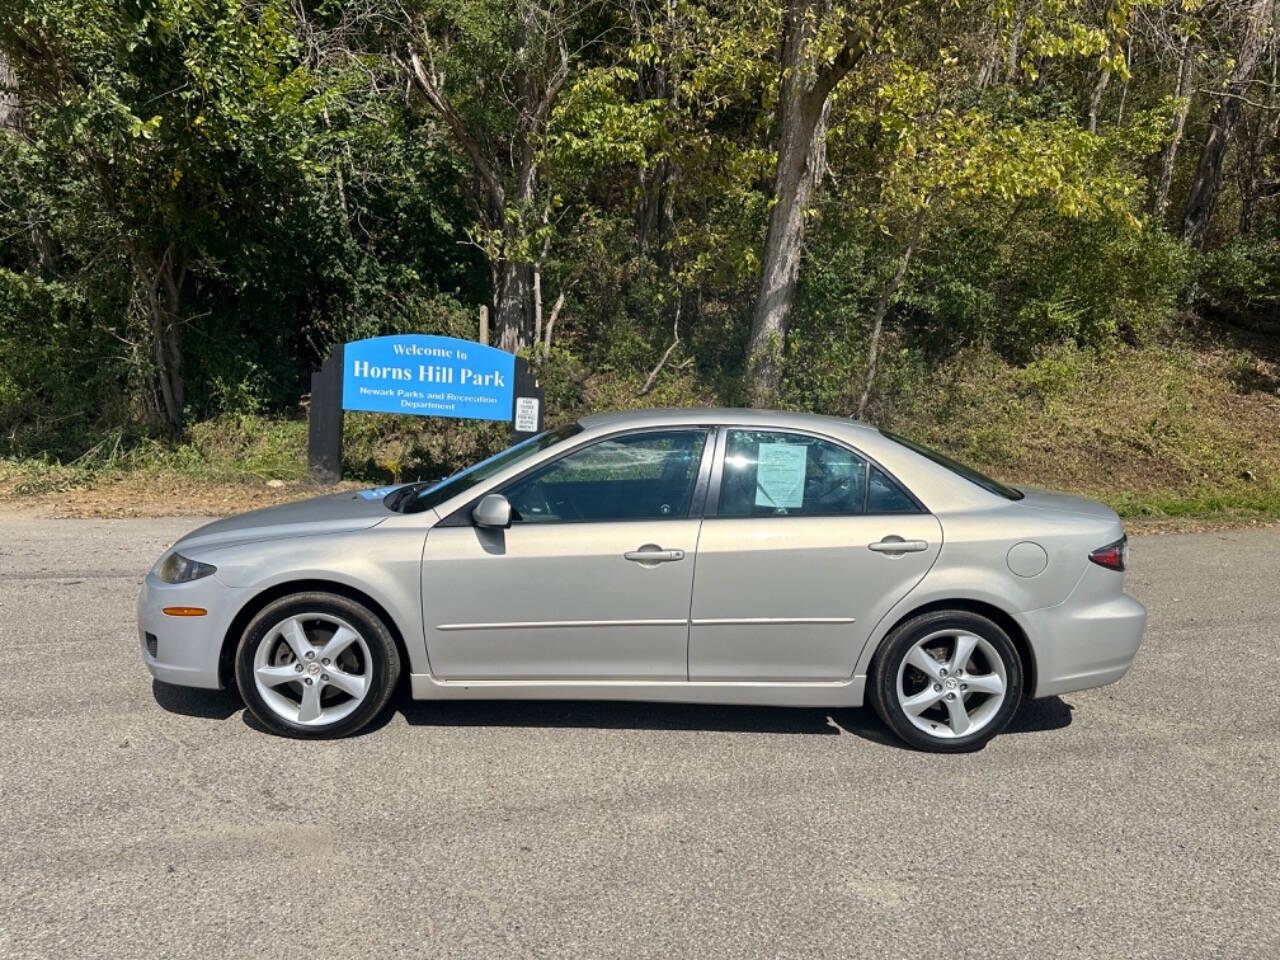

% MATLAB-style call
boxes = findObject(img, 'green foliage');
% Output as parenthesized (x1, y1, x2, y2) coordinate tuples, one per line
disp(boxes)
(908, 205, 1191, 359)
(1, 0, 1278, 512)
(1196, 237, 1280, 330)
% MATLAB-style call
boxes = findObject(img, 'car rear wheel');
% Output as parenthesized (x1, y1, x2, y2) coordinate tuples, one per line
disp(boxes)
(234, 592, 401, 738)
(869, 610, 1023, 752)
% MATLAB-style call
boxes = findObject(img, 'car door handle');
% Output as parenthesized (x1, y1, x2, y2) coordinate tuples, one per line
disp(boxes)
(624, 547, 686, 564)
(868, 538, 929, 554)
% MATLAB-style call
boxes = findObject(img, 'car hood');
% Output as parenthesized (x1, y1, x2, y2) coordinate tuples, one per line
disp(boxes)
(1014, 486, 1120, 522)
(175, 489, 396, 553)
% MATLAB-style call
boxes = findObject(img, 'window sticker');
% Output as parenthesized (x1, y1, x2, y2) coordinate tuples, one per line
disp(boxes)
(754, 442, 807, 508)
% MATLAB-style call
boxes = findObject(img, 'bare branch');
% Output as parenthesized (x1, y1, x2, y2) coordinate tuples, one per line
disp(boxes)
(639, 304, 682, 397)
(402, 49, 505, 212)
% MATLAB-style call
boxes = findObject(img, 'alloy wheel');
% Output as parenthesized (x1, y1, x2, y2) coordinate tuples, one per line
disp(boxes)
(252, 613, 372, 727)
(894, 629, 1008, 740)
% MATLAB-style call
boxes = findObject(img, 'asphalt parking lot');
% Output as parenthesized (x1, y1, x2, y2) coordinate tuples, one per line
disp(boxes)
(0, 513, 1277, 959)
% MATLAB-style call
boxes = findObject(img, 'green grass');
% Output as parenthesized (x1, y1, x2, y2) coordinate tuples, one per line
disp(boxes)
(1106, 488, 1280, 521)
(1, 414, 311, 495)
(882, 339, 1280, 520)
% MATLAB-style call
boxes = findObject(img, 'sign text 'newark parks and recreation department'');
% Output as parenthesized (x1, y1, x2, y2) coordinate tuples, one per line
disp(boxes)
(340, 334, 515, 421)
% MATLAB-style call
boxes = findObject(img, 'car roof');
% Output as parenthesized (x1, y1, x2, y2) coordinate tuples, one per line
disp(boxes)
(577, 407, 884, 437)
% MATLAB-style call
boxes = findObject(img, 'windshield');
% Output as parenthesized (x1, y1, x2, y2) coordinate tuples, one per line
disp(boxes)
(395, 423, 583, 515)
(883, 430, 1024, 501)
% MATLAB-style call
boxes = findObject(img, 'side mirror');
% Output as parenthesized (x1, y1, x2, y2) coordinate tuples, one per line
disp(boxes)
(472, 493, 512, 529)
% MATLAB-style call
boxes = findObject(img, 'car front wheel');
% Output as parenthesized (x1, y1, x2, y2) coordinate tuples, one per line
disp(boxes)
(869, 610, 1023, 752)
(234, 592, 401, 738)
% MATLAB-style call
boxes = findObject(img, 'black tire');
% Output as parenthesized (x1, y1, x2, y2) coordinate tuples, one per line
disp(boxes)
(868, 610, 1023, 753)
(234, 591, 401, 739)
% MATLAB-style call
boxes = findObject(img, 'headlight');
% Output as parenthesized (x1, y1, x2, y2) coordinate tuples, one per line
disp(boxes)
(156, 552, 217, 584)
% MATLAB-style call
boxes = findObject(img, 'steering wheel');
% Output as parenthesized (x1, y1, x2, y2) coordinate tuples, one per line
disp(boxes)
(510, 479, 554, 521)
(549, 488, 583, 520)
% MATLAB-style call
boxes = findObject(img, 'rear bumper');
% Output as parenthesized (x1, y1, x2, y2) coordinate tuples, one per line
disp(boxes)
(137, 573, 245, 690)
(1016, 572, 1147, 698)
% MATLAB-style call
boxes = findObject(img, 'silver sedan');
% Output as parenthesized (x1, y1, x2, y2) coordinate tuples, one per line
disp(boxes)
(138, 408, 1146, 751)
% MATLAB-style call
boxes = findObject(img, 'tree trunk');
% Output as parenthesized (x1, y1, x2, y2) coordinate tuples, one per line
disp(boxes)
(1087, 67, 1111, 134)
(745, 2, 836, 406)
(1182, 0, 1275, 248)
(746, 92, 828, 405)
(856, 207, 926, 418)
(1239, 55, 1280, 235)
(0, 51, 19, 131)
(405, 13, 568, 356)
(135, 245, 185, 435)
(1005, 6, 1027, 83)
(1239, 107, 1280, 234)
(1153, 35, 1193, 219)
(0, 56, 55, 270)
(744, 0, 911, 405)
(495, 256, 533, 353)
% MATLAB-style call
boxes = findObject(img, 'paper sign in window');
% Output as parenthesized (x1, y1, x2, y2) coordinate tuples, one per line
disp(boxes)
(754, 442, 808, 508)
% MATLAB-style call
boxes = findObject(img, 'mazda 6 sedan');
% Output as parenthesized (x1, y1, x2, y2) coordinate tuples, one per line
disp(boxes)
(139, 408, 1146, 751)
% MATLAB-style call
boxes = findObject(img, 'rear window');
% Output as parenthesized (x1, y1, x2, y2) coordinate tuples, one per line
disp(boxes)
(883, 431, 1024, 501)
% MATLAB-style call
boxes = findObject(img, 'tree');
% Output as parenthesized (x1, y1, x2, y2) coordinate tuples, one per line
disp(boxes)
(746, 0, 917, 405)
(1, 0, 333, 433)
(402, 1, 585, 353)
(1182, 0, 1276, 248)
(1152, 29, 1195, 219)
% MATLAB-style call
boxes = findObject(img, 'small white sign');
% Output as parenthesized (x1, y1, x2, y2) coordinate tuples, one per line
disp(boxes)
(755, 442, 807, 508)
(514, 396, 540, 433)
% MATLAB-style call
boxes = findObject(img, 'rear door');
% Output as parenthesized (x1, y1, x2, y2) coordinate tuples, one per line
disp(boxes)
(422, 428, 712, 680)
(688, 428, 942, 681)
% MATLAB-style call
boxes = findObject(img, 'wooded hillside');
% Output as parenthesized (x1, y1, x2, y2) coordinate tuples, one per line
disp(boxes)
(1, 0, 1278, 514)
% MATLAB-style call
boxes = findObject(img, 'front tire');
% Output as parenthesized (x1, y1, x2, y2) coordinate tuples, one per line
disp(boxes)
(868, 610, 1023, 752)
(234, 592, 401, 739)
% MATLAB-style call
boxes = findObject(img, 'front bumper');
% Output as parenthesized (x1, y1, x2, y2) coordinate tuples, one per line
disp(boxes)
(137, 572, 247, 690)
(1016, 565, 1147, 698)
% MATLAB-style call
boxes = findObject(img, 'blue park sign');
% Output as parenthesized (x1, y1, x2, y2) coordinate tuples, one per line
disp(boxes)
(307, 333, 545, 484)
(341, 334, 515, 421)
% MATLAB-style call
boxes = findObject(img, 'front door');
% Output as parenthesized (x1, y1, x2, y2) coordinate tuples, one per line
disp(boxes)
(688, 428, 942, 681)
(422, 429, 711, 680)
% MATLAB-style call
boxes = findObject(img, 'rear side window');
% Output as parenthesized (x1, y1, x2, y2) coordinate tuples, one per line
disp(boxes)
(867, 465, 919, 513)
(718, 430, 868, 517)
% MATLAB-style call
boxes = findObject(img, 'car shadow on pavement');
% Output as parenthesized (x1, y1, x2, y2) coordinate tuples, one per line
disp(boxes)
(150, 679, 1073, 747)
(397, 694, 1074, 747)
(401, 698, 849, 736)
(151, 679, 242, 720)
(1005, 695, 1075, 735)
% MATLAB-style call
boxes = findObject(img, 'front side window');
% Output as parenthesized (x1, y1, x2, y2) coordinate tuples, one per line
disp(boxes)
(398, 424, 582, 514)
(503, 430, 708, 523)
(717, 430, 869, 517)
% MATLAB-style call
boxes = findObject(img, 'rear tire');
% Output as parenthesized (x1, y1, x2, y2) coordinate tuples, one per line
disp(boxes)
(869, 610, 1023, 753)
(234, 592, 401, 739)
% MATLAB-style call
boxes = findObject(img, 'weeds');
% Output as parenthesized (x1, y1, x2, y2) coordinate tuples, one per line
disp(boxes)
(3, 340, 1279, 526)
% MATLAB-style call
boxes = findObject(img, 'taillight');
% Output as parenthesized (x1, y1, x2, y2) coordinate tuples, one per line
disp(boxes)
(1089, 536, 1128, 572)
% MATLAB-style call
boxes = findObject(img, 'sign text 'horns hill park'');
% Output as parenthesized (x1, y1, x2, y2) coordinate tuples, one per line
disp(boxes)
(341, 335, 515, 420)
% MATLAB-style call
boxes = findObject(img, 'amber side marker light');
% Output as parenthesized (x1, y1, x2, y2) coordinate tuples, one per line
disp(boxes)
(162, 606, 208, 617)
